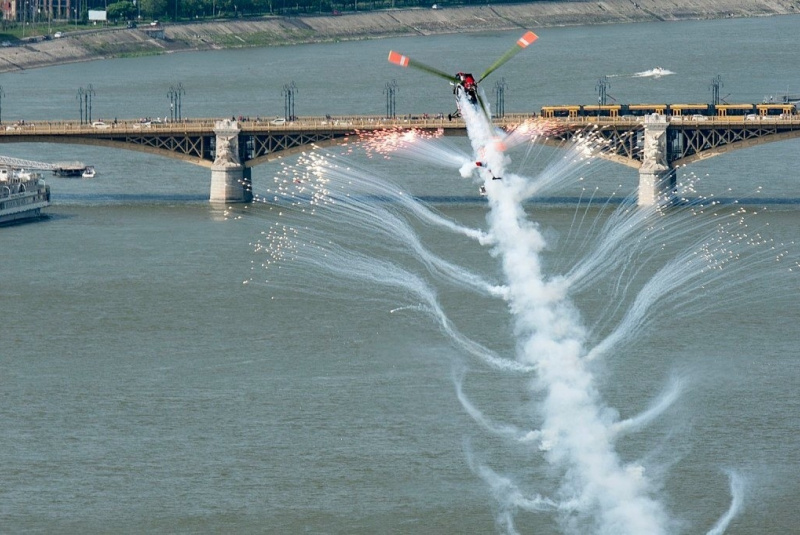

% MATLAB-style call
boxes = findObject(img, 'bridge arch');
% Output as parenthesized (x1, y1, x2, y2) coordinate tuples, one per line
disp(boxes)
(671, 128, 800, 166)
(0, 135, 214, 168)
(0, 115, 798, 203)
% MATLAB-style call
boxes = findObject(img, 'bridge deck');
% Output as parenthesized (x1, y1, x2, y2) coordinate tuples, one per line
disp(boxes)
(0, 114, 798, 170)
(1, 114, 798, 136)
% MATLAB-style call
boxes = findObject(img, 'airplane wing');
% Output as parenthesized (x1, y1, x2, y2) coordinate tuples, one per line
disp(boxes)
(388, 51, 456, 83)
(478, 31, 538, 83)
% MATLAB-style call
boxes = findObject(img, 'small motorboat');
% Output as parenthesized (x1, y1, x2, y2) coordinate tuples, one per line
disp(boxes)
(82, 166, 96, 179)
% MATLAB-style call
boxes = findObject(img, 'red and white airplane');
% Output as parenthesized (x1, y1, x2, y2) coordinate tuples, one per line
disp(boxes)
(388, 31, 538, 119)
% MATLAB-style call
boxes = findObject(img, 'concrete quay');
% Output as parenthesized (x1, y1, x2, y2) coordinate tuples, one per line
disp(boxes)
(1, 0, 798, 73)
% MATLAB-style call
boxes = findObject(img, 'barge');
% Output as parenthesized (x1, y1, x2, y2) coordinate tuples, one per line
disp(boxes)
(0, 167, 51, 224)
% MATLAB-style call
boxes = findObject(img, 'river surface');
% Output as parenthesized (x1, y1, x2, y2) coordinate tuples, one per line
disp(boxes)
(1, 15, 800, 534)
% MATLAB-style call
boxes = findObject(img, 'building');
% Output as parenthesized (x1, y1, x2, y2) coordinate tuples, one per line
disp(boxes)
(3, 0, 75, 22)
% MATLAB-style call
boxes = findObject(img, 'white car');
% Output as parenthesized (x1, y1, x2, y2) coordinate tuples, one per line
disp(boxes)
(270, 118, 286, 125)
(91, 121, 111, 129)
(53, 32, 63, 38)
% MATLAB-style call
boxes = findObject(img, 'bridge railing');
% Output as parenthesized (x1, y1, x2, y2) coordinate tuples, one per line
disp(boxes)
(0, 113, 798, 136)
(0, 114, 603, 135)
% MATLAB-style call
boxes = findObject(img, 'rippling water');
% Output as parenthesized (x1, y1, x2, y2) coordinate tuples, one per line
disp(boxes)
(1, 14, 799, 534)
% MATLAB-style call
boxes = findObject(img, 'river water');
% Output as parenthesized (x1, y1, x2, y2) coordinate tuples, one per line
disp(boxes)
(1, 14, 800, 534)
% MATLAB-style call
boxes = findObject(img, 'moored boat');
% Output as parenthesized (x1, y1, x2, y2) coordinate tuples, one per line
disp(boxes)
(53, 162, 88, 177)
(0, 167, 51, 224)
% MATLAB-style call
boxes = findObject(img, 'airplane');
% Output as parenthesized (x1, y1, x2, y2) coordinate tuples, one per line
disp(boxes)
(388, 30, 538, 120)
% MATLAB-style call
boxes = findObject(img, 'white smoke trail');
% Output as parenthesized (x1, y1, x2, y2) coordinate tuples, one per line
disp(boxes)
(460, 106, 791, 532)
(455, 92, 673, 533)
(469, 457, 561, 535)
(254, 151, 500, 295)
(361, 126, 473, 171)
(706, 470, 746, 535)
(517, 126, 622, 201)
(582, 199, 797, 363)
(286, 147, 492, 243)
(486, 180, 671, 534)
(251, 87, 798, 533)
(453, 369, 541, 443)
(611, 376, 684, 438)
(251, 151, 530, 373)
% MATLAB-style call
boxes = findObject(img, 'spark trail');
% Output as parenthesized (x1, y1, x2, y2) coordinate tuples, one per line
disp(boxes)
(251, 91, 798, 534)
(453, 91, 671, 534)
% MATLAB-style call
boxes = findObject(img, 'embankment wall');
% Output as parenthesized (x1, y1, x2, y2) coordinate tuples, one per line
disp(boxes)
(1, 0, 798, 73)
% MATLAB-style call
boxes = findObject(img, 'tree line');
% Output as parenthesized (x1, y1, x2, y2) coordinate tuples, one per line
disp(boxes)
(95, 0, 546, 23)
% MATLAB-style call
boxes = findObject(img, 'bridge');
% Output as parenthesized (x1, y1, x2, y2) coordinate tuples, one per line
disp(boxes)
(1, 112, 798, 205)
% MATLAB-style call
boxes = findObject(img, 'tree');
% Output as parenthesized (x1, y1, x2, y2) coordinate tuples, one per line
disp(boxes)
(139, 0, 169, 19)
(107, 0, 137, 20)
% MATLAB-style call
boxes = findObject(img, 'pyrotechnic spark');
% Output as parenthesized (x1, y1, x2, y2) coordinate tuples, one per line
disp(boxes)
(247, 89, 798, 534)
(359, 127, 445, 160)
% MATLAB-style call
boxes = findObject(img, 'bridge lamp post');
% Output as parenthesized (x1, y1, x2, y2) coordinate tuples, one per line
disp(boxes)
(175, 82, 185, 121)
(0, 86, 4, 125)
(167, 84, 186, 122)
(167, 86, 176, 121)
(282, 81, 297, 122)
(384, 80, 397, 119)
(709, 75, 723, 106)
(77, 87, 85, 124)
(596, 76, 611, 106)
(494, 78, 507, 118)
(86, 84, 95, 123)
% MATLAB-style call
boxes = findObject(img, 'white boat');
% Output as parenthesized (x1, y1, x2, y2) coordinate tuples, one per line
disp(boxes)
(13, 168, 42, 180)
(82, 166, 96, 179)
(0, 167, 50, 224)
(634, 67, 673, 79)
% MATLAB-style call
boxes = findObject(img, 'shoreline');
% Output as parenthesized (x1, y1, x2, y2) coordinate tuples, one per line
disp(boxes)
(1, 0, 799, 73)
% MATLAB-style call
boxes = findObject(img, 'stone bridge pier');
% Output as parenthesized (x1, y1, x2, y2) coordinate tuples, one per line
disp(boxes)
(207, 116, 679, 206)
(210, 120, 252, 203)
(638, 114, 676, 206)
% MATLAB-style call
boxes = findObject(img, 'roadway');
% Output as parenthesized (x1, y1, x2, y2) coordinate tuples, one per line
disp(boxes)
(1, 113, 797, 137)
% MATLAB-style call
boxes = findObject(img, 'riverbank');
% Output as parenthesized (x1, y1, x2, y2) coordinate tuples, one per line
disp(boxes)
(1, 0, 798, 73)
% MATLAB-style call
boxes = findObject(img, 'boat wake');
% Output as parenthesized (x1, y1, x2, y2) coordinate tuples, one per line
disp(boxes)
(633, 67, 675, 78)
